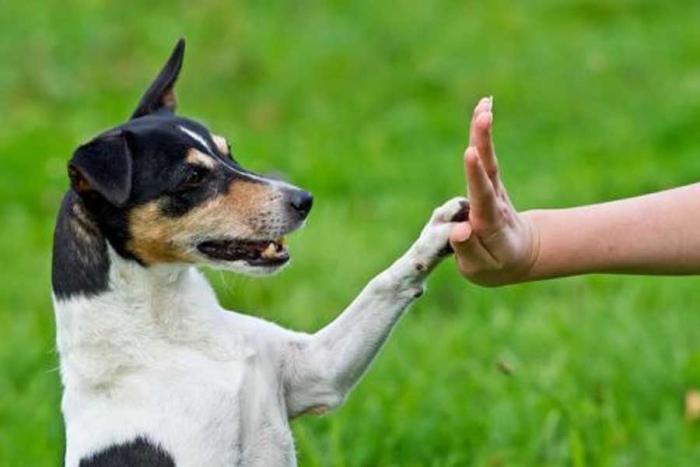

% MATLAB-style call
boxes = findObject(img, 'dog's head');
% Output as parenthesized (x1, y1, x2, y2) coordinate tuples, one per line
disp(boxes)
(68, 39, 312, 275)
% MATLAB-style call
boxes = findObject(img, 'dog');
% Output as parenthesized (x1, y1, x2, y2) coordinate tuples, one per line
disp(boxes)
(51, 39, 468, 467)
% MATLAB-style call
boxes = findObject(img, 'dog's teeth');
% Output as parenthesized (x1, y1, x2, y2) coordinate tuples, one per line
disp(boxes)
(261, 242, 277, 259)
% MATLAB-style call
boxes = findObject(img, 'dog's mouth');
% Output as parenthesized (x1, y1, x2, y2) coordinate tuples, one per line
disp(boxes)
(197, 237, 289, 266)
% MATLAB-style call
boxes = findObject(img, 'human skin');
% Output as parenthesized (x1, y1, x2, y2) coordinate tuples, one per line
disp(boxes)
(449, 97, 700, 287)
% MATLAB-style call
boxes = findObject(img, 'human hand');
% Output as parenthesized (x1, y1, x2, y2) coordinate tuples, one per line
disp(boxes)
(449, 97, 540, 286)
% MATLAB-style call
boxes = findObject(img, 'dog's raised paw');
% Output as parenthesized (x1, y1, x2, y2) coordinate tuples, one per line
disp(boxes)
(413, 197, 469, 265)
(430, 197, 470, 225)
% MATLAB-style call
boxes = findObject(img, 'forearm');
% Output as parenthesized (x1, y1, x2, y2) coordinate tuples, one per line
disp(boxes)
(284, 249, 428, 417)
(522, 183, 700, 280)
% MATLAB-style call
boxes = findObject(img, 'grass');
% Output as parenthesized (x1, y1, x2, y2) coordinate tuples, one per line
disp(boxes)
(2, 0, 700, 465)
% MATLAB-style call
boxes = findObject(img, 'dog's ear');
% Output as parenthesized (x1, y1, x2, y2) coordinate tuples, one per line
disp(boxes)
(130, 38, 185, 120)
(68, 132, 133, 207)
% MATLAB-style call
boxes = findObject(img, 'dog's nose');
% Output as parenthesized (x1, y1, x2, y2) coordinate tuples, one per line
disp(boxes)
(289, 190, 313, 219)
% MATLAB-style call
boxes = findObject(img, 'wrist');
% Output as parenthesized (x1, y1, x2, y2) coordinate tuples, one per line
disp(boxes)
(517, 210, 543, 283)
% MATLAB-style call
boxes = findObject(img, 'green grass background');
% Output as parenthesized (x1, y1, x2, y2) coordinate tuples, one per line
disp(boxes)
(2, 0, 700, 465)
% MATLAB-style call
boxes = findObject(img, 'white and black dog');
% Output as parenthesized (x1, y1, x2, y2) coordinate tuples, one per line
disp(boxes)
(52, 39, 468, 467)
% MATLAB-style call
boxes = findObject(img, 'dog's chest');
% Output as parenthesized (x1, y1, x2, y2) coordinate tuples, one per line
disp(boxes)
(64, 349, 295, 467)
(56, 269, 298, 466)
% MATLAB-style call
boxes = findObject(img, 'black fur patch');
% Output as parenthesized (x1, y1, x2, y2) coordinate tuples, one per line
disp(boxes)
(52, 191, 110, 300)
(131, 38, 184, 120)
(79, 437, 175, 467)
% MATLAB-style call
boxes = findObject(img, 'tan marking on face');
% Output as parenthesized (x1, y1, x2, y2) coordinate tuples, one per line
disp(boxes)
(211, 134, 229, 154)
(128, 180, 274, 265)
(185, 148, 215, 169)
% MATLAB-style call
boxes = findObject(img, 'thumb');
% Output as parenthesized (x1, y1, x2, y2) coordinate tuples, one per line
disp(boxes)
(450, 222, 498, 273)
(450, 222, 473, 244)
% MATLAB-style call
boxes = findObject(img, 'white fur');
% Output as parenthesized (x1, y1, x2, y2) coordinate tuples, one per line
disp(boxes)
(54, 197, 467, 467)
(179, 125, 214, 155)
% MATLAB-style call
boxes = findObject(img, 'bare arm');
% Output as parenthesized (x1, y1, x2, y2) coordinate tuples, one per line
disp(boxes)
(523, 185, 700, 279)
(450, 97, 700, 286)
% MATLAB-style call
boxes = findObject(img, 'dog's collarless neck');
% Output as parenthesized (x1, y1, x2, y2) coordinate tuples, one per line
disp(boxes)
(107, 245, 190, 294)
(52, 191, 193, 302)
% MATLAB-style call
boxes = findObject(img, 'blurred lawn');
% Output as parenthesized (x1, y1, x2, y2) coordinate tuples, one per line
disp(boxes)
(2, 0, 700, 465)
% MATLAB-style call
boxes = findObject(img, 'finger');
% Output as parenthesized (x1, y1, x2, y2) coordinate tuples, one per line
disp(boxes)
(469, 97, 492, 147)
(474, 106, 498, 182)
(465, 147, 499, 227)
(449, 222, 498, 272)
(468, 97, 490, 147)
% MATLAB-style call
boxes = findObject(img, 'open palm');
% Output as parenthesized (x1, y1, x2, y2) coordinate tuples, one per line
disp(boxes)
(449, 97, 539, 286)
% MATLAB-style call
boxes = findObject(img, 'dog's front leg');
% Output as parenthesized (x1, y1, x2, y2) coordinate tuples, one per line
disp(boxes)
(284, 197, 468, 417)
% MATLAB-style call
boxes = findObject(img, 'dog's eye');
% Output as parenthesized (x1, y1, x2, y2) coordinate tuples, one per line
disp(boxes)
(181, 167, 209, 189)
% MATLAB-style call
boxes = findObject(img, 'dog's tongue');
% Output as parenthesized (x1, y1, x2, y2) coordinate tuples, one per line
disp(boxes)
(249, 241, 271, 252)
